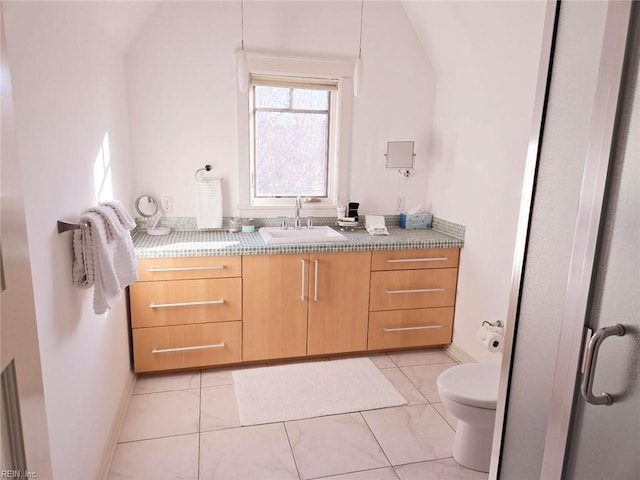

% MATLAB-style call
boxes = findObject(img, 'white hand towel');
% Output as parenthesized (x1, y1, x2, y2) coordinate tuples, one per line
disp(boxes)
(90, 205, 127, 238)
(72, 205, 138, 315)
(72, 221, 94, 288)
(81, 211, 121, 314)
(89, 205, 138, 291)
(365, 215, 389, 235)
(365, 215, 385, 228)
(99, 202, 138, 287)
(101, 200, 136, 230)
(196, 177, 223, 229)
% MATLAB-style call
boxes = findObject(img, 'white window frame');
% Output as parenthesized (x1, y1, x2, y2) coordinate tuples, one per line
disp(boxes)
(250, 75, 336, 206)
(237, 53, 354, 217)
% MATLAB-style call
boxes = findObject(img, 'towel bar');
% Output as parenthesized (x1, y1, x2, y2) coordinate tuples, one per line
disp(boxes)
(57, 220, 88, 234)
(195, 164, 213, 181)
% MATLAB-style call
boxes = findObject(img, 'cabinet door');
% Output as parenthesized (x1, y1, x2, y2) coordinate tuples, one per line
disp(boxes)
(242, 254, 309, 361)
(307, 251, 371, 355)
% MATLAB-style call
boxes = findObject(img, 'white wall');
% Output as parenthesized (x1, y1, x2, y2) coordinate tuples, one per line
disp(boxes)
(404, 1, 547, 363)
(126, 1, 435, 217)
(3, 2, 135, 478)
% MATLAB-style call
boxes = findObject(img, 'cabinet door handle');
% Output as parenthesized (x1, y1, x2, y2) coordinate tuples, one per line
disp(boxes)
(152, 342, 225, 354)
(385, 288, 445, 294)
(149, 299, 225, 308)
(148, 265, 225, 272)
(314, 259, 319, 302)
(386, 257, 448, 263)
(301, 259, 307, 301)
(384, 325, 443, 333)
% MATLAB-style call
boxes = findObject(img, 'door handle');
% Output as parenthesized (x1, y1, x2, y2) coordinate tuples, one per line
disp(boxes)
(300, 259, 307, 301)
(580, 323, 625, 405)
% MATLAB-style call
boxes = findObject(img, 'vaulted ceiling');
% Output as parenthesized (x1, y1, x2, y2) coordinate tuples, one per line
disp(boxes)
(77, 1, 159, 53)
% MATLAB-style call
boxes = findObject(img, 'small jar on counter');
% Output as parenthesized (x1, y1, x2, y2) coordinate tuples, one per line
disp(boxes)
(228, 217, 241, 233)
(241, 218, 255, 233)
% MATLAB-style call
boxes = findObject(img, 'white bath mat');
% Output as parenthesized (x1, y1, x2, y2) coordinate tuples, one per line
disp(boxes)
(233, 357, 407, 426)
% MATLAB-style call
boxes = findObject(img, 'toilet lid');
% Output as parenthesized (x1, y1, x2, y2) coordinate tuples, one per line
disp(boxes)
(437, 364, 500, 409)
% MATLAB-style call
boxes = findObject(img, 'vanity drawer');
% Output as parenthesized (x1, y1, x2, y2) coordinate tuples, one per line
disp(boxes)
(370, 268, 458, 311)
(136, 256, 242, 281)
(132, 321, 242, 373)
(368, 307, 454, 350)
(371, 248, 459, 271)
(130, 278, 242, 328)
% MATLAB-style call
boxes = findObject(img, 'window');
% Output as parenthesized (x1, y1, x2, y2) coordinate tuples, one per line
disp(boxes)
(237, 54, 354, 215)
(251, 77, 336, 201)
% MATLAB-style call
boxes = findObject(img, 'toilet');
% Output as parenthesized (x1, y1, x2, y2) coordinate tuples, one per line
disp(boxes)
(436, 363, 501, 473)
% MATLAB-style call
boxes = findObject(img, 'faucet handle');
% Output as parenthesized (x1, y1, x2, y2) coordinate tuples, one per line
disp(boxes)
(307, 217, 314, 229)
(278, 217, 288, 230)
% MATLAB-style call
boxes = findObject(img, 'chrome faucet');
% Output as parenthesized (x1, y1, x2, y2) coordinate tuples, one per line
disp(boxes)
(294, 196, 303, 230)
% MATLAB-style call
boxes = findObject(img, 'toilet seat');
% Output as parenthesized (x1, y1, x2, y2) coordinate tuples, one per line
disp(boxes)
(437, 364, 500, 409)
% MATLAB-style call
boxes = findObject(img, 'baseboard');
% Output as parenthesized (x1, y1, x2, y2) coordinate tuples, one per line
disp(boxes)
(98, 370, 136, 480)
(443, 343, 477, 364)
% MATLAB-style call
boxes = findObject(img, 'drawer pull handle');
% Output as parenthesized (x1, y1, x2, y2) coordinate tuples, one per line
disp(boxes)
(384, 325, 443, 333)
(148, 266, 225, 272)
(152, 342, 225, 354)
(385, 288, 445, 295)
(386, 257, 448, 263)
(150, 299, 225, 308)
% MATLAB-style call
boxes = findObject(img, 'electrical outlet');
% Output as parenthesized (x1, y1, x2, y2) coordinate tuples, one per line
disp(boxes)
(396, 196, 406, 211)
(160, 196, 173, 213)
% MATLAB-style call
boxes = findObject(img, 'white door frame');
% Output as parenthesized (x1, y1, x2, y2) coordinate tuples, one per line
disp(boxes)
(487, 1, 559, 476)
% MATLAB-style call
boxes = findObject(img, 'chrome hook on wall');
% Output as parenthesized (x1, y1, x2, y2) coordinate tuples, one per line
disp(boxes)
(195, 164, 213, 181)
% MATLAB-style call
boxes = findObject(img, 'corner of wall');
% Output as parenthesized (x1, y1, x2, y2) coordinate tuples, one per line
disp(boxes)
(98, 371, 136, 480)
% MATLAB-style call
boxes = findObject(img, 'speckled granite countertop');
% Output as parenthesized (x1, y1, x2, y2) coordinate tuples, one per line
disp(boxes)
(133, 222, 465, 258)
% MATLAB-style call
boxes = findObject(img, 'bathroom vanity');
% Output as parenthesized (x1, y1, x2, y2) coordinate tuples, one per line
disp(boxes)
(129, 223, 463, 373)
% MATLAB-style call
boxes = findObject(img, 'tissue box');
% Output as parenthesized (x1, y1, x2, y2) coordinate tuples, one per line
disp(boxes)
(400, 213, 433, 229)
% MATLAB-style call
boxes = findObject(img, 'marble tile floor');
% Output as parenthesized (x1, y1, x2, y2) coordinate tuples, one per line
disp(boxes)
(108, 347, 488, 480)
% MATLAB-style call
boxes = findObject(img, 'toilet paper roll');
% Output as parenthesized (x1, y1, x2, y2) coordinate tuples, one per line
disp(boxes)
(476, 325, 504, 353)
(481, 333, 504, 353)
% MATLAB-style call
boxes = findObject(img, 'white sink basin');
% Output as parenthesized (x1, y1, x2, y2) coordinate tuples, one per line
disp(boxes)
(259, 226, 348, 244)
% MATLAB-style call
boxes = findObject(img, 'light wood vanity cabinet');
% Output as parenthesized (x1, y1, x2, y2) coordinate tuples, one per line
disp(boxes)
(129, 247, 460, 372)
(130, 256, 243, 373)
(368, 248, 459, 350)
(242, 251, 371, 361)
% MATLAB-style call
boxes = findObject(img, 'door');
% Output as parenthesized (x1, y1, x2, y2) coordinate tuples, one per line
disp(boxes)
(307, 251, 371, 355)
(0, 5, 53, 477)
(242, 254, 309, 361)
(541, 2, 640, 477)
(563, 3, 640, 477)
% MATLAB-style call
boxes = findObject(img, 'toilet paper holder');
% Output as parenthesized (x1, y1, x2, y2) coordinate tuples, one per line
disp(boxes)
(482, 320, 503, 328)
